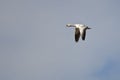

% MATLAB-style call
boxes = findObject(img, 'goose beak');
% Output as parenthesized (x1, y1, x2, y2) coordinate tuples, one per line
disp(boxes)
(88, 27, 91, 29)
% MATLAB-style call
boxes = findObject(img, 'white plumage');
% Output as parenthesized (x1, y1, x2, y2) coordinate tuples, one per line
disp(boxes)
(66, 24, 91, 42)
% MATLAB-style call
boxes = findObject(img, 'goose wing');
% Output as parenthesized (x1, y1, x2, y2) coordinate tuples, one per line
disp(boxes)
(82, 29, 86, 40)
(75, 28, 80, 42)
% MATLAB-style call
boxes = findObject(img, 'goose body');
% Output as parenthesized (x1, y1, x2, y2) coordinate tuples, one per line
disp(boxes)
(66, 24, 91, 42)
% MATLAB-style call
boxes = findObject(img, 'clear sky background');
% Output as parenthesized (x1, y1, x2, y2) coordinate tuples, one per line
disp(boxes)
(0, 0, 120, 80)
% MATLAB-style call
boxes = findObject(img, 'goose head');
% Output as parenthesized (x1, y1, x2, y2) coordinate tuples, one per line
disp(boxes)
(86, 26, 91, 29)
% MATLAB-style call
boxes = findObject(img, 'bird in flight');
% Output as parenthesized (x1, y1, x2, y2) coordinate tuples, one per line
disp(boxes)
(66, 24, 91, 42)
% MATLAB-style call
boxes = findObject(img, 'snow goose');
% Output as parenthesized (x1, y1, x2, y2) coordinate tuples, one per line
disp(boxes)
(66, 24, 91, 42)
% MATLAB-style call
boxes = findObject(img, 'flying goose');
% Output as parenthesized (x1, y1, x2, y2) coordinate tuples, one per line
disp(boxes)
(66, 24, 91, 42)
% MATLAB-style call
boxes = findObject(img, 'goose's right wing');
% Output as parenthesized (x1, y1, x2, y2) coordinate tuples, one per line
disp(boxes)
(75, 28, 80, 42)
(82, 29, 86, 40)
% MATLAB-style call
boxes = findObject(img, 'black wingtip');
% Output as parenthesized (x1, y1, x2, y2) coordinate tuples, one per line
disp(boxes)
(75, 39, 79, 42)
(75, 41, 79, 42)
(82, 38, 85, 41)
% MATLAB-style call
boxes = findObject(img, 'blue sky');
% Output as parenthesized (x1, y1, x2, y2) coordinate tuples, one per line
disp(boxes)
(0, 0, 120, 80)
